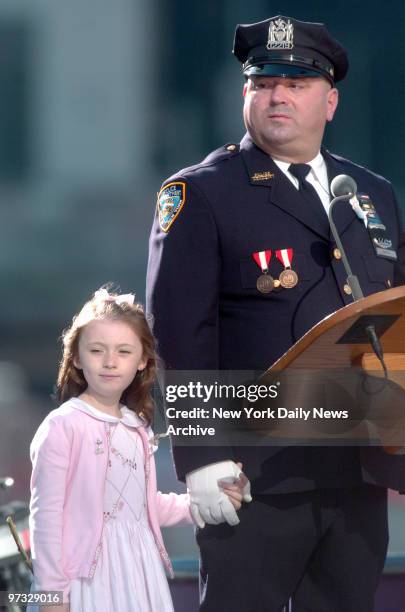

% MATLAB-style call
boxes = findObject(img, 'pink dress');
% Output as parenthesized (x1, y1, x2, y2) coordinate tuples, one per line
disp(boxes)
(69, 407, 174, 612)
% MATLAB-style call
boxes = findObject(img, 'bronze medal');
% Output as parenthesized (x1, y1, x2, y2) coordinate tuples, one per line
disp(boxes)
(257, 274, 274, 293)
(279, 269, 298, 289)
(252, 250, 274, 293)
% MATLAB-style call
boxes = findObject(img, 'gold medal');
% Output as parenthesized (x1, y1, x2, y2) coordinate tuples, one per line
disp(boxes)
(257, 274, 274, 293)
(276, 249, 298, 289)
(279, 269, 298, 289)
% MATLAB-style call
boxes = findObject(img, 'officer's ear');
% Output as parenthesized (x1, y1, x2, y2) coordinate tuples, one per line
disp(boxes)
(326, 87, 339, 122)
(243, 82, 248, 98)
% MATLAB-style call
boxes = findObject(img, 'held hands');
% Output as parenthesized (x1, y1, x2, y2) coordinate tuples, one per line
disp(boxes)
(219, 462, 251, 512)
(186, 460, 252, 528)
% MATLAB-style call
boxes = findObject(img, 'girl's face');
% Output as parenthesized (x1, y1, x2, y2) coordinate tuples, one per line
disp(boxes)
(74, 319, 146, 406)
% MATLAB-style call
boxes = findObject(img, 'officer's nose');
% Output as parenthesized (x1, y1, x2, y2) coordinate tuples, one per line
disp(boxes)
(269, 83, 288, 105)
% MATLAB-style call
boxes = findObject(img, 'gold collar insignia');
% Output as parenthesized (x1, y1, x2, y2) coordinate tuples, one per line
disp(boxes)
(251, 172, 274, 181)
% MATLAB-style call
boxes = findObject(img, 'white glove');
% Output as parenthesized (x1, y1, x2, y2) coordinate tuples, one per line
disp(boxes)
(186, 460, 252, 528)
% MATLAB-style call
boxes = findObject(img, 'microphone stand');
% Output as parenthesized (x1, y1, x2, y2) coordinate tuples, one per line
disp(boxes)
(328, 193, 364, 301)
(328, 193, 387, 377)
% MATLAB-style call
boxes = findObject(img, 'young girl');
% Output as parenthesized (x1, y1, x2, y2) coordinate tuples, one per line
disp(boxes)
(28, 288, 244, 612)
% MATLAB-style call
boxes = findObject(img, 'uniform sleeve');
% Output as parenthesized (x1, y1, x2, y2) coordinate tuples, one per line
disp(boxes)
(146, 177, 220, 370)
(155, 491, 193, 526)
(29, 417, 71, 601)
(392, 187, 405, 287)
(146, 177, 237, 479)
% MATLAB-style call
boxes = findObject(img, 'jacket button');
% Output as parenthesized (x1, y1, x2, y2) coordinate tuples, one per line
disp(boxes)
(343, 284, 352, 295)
(226, 144, 236, 151)
(333, 248, 342, 260)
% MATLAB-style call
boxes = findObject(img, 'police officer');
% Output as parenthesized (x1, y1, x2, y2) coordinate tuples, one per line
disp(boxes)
(146, 15, 405, 612)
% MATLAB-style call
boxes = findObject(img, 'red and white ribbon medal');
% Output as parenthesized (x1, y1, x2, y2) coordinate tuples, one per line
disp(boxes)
(276, 249, 299, 289)
(252, 250, 274, 293)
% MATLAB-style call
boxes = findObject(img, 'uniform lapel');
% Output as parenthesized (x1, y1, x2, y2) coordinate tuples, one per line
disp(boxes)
(323, 148, 358, 238)
(240, 134, 330, 240)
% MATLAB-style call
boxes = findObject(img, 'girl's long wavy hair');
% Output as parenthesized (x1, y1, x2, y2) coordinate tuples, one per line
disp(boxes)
(56, 289, 156, 424)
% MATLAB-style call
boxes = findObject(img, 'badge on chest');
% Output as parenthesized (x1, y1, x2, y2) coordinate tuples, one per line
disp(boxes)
(358, 195, 397, 261)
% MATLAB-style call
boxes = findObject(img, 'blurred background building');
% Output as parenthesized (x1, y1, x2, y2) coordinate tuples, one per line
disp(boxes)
(0, 0, 404, 591)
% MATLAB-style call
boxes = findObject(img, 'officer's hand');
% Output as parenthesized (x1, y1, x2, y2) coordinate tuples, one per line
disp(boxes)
(186, 460, 251, 528)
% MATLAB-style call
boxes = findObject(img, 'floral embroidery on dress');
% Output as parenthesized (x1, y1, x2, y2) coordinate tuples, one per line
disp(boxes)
(103, 422, 147, 524)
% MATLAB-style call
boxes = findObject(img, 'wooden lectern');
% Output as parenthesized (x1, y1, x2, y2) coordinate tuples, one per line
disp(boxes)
(264, 286, 405, 377)
(260, 286, 405, 491)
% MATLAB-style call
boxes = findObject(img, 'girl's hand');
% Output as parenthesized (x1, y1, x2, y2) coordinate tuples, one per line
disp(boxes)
(40, 604, 69, 612)
(218, 462, 250, 510)
(220, 482, 243, 510)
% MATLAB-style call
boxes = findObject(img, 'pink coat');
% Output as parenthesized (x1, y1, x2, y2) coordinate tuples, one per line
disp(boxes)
(29, 398, 192, 601)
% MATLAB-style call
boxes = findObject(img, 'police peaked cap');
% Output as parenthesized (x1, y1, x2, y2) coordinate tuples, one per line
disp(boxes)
(233, 16, 349, 84)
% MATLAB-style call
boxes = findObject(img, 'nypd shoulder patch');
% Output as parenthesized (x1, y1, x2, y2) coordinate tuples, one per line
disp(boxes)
(157, 181, 186, 232)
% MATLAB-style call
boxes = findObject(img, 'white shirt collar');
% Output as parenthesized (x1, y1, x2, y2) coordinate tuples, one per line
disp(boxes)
(273, 151, 324, 177)
(308, 151, 328, 187)
(273, 152, 330, 199)
(70, 397, 145, 428)
(272, 152, 332, 213)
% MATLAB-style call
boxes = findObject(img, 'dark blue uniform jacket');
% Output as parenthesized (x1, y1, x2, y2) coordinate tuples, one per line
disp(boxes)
(146, 133, 405, 494)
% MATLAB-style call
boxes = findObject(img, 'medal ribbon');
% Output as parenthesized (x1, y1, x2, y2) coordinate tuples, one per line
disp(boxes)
(276, 249, 293, 269)
(252, 250, 272, 272)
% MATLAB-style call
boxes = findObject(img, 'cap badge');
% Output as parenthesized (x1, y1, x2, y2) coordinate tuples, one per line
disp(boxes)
(267, 18, 294, 50)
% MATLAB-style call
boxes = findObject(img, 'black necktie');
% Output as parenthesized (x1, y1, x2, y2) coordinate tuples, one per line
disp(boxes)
(288, 163, 328, 227)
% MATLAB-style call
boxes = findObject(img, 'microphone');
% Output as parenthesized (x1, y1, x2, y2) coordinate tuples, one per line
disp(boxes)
(330, 174, 357, 198)
(331, 175, 367, 223)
